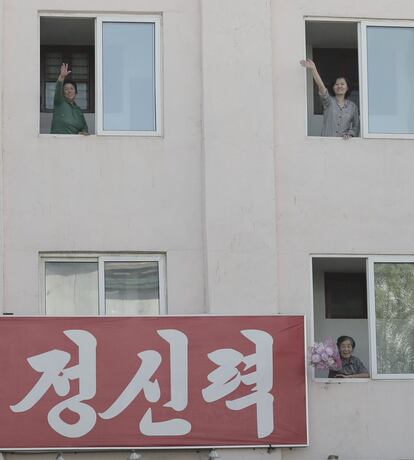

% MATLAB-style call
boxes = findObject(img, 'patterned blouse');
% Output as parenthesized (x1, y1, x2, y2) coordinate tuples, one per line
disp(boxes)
(328, 356, 368, 378)
(320, 90, 360, 137)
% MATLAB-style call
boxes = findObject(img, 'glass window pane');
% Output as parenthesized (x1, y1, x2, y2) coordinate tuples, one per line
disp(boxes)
(374, 262, 414, 374)
(45, 82, 56, 110)
(102, 22, 156, 131)
(367, 26, 414, 134)
(45, 262, 99, 315)
(104, 261, 160, 315)
(45, 52, 62, 80)
(75, 83, 88, 110)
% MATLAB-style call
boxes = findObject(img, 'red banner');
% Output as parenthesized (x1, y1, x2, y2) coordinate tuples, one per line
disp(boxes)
(0, 316, 307, 449)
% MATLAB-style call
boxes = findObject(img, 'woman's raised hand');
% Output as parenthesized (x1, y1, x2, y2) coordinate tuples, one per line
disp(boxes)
(300, 58, 326, 95)
(300, 58, 316, 70)
(58, 63, 71, 81)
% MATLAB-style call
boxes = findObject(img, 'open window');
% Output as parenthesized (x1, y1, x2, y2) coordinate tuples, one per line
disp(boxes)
(305, 21, 359, 137)
(313, 255, 414, 380)
(312, 257, 369, 378)
(39, 15, 161, 136)
(305, 19, 414, 139)
(40, 17, 95, 134)
(39, 253, 167, 315)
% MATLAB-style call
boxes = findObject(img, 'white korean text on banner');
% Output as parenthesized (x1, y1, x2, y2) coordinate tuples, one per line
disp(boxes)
(0, 315, 307, 449)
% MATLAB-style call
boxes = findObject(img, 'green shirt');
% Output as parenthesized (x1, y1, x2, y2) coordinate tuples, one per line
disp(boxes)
(50, 81, 88, 134)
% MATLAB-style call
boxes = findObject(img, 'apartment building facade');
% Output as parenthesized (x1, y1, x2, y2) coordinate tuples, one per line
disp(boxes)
(1, 0, 414, 459)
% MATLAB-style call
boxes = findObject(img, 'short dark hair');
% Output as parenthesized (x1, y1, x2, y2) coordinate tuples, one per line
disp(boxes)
(63, 80, 78, 93)
(328, 76, 352, 99)
(337, 335, 356, 349)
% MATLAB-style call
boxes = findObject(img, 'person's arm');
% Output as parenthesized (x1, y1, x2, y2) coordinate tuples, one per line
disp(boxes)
(340, 372, 369, 378)
(79, 103, 89, 134)
(54, 63, 71, 107)
(300, 58, 327, 95)
(336, 357, 369, 378)
(80, 115, 89, 135)
(345, 105, 360, 139)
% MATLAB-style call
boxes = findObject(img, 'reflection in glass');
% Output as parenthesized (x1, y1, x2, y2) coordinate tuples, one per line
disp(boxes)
(367, 26, 414, 134)
(374, 262, 414, 374)
(45, 262, 99, 315)
(104, 261, 160, 315)
(102, 22, 156, 131)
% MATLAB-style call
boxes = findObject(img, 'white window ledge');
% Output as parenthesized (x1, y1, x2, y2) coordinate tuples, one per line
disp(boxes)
(314, 378, 370, 384)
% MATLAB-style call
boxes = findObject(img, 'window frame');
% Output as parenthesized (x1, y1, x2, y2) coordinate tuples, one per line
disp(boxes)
(39, 253, 167, 315)
(38, 12, 163, 137)
(303, 17, 363, 139)
(305, 17, 414, 140)
(310, 254, 371, 383)
(360, 20, 414, 139)
(311, 254, 414, 382)
(367, 255, 414, 379)
(95, 15, 162, 136)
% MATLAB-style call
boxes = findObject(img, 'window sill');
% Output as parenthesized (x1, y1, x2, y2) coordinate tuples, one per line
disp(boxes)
(38, 133, 163, 139)
(39, 134, 92, 138)
(306, 134, 414, 141)
(306, 135, 363, 140)
(313, 378, 370, 384)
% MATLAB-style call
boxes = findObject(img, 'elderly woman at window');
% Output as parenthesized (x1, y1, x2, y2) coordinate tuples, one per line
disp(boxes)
(50, 63, 88, 135)
(300, 59, 359, 139)
(329, 336, 369, 378)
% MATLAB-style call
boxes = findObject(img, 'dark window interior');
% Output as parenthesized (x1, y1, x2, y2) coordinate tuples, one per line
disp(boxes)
(40, 45, 94, 113)
(40, 17, 95, 134)
(324, 272, 367, 319)
(312, 48, 359, 115)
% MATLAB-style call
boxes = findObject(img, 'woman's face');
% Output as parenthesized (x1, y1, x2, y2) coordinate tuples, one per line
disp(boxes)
(339, 339, 354, 359)
(63, 83, 76, 103)
(333, 78, 348, 96)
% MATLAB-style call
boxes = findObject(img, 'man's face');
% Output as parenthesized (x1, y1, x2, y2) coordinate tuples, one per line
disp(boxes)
(63, 83, 76, 103)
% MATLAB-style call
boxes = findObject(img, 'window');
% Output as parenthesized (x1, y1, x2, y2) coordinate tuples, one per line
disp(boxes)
(40, 254, 166, 315)
(361, 23, 414, 137)
(41, 46, 94, 112)
(312, 257, 369, 379)
(305, 19, 414, 139)
(39, 15, 161, 136)
(368, 257, 414, 378)
(313, 255, 414, 380)
(40, 17, 95, 134)
(96, 18, 161, 134)
(305, 21, 359, 137)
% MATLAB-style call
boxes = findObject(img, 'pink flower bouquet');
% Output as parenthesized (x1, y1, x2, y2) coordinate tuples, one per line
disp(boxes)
(308, 337, 341, 370)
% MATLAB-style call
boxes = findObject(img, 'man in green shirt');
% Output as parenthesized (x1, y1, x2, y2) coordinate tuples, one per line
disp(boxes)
(50, 63, 88, 134)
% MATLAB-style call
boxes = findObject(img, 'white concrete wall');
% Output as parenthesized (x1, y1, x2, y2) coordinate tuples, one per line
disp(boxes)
(201, 0, 278, 314)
